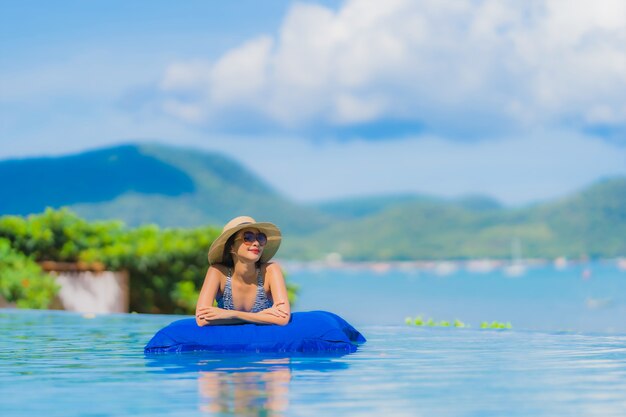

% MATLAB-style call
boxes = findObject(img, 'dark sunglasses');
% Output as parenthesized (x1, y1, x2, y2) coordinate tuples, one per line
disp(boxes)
(238, 231, 268, 246)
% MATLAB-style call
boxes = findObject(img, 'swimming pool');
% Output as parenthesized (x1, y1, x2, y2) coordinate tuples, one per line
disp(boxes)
(2, 309, 625, 416)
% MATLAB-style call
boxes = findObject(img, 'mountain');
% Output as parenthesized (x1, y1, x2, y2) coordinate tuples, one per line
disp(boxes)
(1, 143, 624, 260)
(314, 193, 502, 220)
(0, 145, 195, 214)
(0, 143, 330, 234)
(528, 177, 626, 258)
(282, 177, 626, 260)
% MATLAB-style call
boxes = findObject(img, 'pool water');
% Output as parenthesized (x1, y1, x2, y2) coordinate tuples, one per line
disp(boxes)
(2, 309, 626, 416)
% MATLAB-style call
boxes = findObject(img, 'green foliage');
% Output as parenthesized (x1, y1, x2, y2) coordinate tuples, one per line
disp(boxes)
(171, 281, 199, 312)
(453, 319, 466, 328)
(284, 277, 299, 307)
(480, 321, 512, 330)
(0, 208, 298, 314)
(0, 208, 125, 262)
(0, 238, 59, 309)
(78, 223, 220, 314)
(407, 316, 451, 327)
(405, 316, 511, 330)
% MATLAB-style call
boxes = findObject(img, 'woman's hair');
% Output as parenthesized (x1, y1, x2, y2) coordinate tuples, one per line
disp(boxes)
(221, 232, 263, 268)
(221, 234, 237, 268)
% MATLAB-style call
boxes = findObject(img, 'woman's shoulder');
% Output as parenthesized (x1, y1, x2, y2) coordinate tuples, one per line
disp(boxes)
(208, 264, 230, 277)
(261, 262, 283, 278)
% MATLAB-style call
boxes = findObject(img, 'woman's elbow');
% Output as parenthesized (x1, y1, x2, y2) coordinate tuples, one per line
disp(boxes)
(278, 313, 291, 326)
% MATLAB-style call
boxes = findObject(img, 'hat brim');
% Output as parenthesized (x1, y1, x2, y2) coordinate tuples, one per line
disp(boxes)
(208, 222, 281, 265)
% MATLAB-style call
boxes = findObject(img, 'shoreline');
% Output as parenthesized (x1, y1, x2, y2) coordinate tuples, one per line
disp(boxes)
(279, 256, 626, 275)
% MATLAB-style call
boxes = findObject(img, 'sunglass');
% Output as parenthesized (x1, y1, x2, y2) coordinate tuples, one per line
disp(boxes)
(237, 231, 268, 246)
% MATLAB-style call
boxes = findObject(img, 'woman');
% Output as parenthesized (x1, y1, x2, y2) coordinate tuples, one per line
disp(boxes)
(195, 216, 291, 326)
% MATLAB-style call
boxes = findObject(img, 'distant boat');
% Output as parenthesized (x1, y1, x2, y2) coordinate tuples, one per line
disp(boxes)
(554, 256, 568, 270)
(466, 259, 497, 273)
(504, 263, 525, 277)
(585, 297, 613, 310)
(434, 261, 458, 276)
(370, 262, 392, 274)
(504, 238, 526, 277)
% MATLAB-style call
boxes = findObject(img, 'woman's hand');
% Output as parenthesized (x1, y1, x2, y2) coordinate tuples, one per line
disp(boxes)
(262, 302, 289, 319)
(196, 306, 233, 322)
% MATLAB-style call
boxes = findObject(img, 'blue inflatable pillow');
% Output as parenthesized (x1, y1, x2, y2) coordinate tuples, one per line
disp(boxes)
(144, 311, 366, 354)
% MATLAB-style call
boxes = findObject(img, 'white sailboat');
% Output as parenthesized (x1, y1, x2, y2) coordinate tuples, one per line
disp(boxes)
(504, 238, 526, 277)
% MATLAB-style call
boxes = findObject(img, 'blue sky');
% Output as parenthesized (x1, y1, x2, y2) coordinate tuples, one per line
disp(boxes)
(1, 0, 625, 205)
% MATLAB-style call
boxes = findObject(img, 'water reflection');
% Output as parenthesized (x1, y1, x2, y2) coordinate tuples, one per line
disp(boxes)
(145, 353, 351, 416)
(198, 359, 291, 416)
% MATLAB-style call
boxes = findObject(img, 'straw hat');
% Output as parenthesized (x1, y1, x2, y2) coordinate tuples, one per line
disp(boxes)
(208, 216, 282, 265)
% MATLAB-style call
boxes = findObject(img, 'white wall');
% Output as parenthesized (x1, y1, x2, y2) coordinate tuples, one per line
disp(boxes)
(54, 271, 129, 313)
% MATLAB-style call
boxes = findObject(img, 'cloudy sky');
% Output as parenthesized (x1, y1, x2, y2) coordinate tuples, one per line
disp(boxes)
(1, 0, 625, 205)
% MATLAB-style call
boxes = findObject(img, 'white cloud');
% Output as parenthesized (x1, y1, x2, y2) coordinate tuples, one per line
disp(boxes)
(161, 99, 206, 123)
(2, 0, 623, 207)
(160, 60, 212, 92)
(210, 36, 273, 107)
(155, 0, 626, 137)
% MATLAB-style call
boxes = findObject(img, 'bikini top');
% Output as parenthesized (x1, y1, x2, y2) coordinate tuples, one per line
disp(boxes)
(216, 267, 273, 312)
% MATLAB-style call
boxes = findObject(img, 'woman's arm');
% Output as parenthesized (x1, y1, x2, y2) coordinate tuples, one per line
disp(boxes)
(265, 262, 291, 323)
(195, 266, 224, 326)
(196, 305, 289, 325)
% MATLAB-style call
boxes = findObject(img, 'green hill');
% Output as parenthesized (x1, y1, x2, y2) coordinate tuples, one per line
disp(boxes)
(0, 145, 194, 214)
(314, 193, 502, 220)
(282, 178, 626, 260)
(1, 143, 624, 260)
(0, 143, 331, 234)
(528, 177, 626, 258)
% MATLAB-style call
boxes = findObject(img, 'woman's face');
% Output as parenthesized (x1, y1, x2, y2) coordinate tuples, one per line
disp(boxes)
(231, 228, 265, 264)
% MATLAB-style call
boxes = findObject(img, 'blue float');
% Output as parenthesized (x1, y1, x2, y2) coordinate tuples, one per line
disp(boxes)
(144, 311, 366, 354)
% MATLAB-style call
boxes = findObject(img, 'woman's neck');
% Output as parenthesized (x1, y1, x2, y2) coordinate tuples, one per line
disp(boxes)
(232, 261, 257, 283)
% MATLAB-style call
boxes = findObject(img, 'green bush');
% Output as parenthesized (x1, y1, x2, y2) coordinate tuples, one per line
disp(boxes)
(78, 223, 220, 314)
(480, 321, 512, 329)
(0, 238, 59, 309)
(0, 208, 298, 314)
(0, 208, 125, 262)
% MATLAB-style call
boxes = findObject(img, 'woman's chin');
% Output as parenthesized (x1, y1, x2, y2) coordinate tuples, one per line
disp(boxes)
(244, 253, 262, 263)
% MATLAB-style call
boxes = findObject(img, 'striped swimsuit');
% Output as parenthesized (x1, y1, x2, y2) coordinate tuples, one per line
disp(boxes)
(216, 268, 273, 312)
